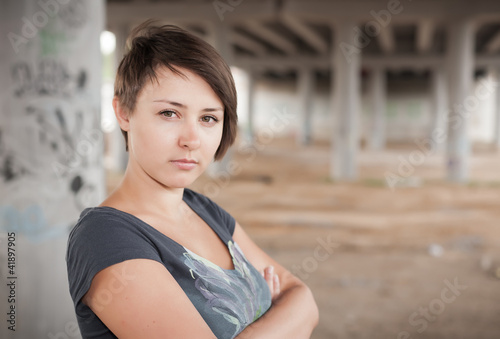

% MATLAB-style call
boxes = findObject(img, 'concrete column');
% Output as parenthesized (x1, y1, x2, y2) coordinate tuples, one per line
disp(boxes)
(113, 24, 128, 68)
(446, 19, 475, 182)
(245, 69, 256, 143)
(430, 67, 448, 152)
(494, 70, 500, 150)
(1, 1, 105, 338)
(206, 21, 234, 178)
(331, 21, 361, 181)
(368, 68, 387, 150)
(297, 68, 314, 146)
(110, 24, 130, 172)
(210, 20, 234, 65)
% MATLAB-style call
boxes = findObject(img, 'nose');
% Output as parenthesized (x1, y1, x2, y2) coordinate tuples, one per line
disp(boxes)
(178, 120, 201, 150)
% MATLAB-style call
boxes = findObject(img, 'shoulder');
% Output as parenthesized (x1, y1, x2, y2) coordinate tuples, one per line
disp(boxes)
(68, 207, 146, 248)
(66, 207, 162, 306)
(66, 206, 161, 274)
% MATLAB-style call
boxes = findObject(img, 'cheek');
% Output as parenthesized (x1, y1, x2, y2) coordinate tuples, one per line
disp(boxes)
(207, 127, 224, 152)
(131, 121, 174, 156)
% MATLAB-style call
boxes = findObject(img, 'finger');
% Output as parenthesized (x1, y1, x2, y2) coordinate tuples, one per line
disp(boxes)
(273, 273, 280, 296)
(264, 266, 274, 294)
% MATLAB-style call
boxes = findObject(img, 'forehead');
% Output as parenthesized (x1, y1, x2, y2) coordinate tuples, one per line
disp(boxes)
(139, 66, 220, 103)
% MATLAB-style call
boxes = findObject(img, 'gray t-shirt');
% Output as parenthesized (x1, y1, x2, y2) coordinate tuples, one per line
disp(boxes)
(66, 188, 271, 338)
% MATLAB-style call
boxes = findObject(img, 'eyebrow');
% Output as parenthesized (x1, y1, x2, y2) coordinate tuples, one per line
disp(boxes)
(153, 99, 223, 112)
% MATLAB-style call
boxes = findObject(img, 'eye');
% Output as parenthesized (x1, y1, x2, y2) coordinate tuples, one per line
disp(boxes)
(201, 115, 219, 124)
(159, 110, 177, 118)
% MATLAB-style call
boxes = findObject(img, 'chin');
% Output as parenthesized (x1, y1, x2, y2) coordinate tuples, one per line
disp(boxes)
(162, 174, 200, 189)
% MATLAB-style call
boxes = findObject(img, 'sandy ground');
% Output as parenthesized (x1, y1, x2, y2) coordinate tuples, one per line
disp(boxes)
(109, 137, 500, 339)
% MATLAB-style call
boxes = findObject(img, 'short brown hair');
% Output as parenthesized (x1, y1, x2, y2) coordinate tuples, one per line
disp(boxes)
(114, 20, 238, 161)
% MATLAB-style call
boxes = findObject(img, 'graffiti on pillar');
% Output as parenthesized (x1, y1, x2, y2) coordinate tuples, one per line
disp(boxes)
(1, 101, 101, 190)
(0, 128, 31, 183)
(0, 103, 102, 240)
(58, 0, 88, 29)
(1, 0, 102, 241)
(31, 104, 101, 211)
(11, 60, 87, 98)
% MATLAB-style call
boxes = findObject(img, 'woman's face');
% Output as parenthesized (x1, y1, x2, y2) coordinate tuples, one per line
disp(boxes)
(121, 66, 224, 189)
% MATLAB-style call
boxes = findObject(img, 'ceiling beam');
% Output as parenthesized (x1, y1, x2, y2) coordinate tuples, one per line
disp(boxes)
(484, 29, 500, 53)
(284, 0, 500, 24)
(165, 19, 208, 41)
(235, 54, 443, 71)
(106, 0, 278, 26)
(416, 20, 435, 54)
(231, 31, 268, 56)
(280, 14, 328, 54)
(241, 20, 296, 54)
(235, 53, 500, 71)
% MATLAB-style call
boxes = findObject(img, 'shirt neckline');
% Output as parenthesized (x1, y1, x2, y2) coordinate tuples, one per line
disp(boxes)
(86, 196, 237, 272)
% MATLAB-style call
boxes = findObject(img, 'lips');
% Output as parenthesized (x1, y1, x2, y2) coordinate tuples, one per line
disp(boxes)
(170, 158, 199, 170)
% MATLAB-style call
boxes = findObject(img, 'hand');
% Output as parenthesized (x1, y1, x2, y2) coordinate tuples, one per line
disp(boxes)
(261, 266, 280, 301)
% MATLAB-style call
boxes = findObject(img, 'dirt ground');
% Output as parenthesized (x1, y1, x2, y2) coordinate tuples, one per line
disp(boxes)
(109, 137, 500, 339)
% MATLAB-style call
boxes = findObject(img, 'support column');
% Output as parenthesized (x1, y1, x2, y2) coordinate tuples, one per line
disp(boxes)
(368, 68, 387, 150)
(1, 1, 105, 338)
(109, 24, 130, 172)
(245, 68, 256, 143)
(331, 21, 361, 181)
(297, 67, 314, 146)
(210, 20, 234, 65)
(430, 67, 448, 152)
(494, 70, 500, 150)
(206, 21, 234, 179)
(446, 19, 475, 182)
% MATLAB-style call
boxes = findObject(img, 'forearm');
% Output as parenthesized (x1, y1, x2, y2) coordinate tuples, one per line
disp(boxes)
(236, 283, 319, 339)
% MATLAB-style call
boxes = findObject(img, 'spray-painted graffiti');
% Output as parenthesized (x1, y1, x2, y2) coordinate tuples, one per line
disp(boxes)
(0, 100, 102, 211)
(0, 205, 69, 242)
(0, 129, 31, 183)
(2, 54, 102, 243)
(11, 60, 87, 98)
(59, 0, 88, 29)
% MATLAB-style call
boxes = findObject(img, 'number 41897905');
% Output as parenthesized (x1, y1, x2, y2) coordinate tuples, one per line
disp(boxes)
(7, 232, 16, 276)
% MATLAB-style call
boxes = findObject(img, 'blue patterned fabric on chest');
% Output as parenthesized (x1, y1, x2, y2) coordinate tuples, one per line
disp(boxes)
(182, 241, 272, 338)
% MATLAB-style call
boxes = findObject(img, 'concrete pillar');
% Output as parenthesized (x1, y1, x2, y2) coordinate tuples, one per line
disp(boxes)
(246, 69, 256, 143)
(494, 70, 500, 150)
(368, 68, 387, 150)
(110, 24, 130, 172)
(446, 19, 475, 182)
(206, 21, 234, 179)
(430, 67, 448, 152)
(210, 20, 234, 65)
(297, 68, 314, 146)
(331, 21, 361, 181)
(0, 1, 105, 338)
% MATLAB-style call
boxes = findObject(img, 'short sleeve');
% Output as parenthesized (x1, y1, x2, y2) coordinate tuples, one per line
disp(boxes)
(66, 208, 162, 309)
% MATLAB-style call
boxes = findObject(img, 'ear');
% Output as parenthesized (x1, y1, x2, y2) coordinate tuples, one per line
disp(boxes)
(113, 97, 130, 131)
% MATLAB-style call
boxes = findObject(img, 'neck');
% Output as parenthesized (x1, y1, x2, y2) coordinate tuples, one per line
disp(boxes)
(105, 158, 186, 218)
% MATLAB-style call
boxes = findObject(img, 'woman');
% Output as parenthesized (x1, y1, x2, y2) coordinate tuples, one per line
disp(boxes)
(66, 20, 318, 338)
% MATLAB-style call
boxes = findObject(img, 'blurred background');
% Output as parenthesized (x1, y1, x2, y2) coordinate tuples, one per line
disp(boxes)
(1, 0, 500, 338)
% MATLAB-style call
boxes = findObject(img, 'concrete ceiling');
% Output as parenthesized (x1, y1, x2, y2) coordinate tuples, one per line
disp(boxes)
(106, 0, 500, 75)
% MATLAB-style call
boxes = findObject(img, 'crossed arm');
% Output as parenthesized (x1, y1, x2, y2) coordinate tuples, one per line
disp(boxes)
(233, 222, 319, 338)
(82, 222, 319, 338)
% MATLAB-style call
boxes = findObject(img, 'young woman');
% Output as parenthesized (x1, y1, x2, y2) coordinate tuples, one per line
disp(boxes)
(66, 21, 318, 338)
